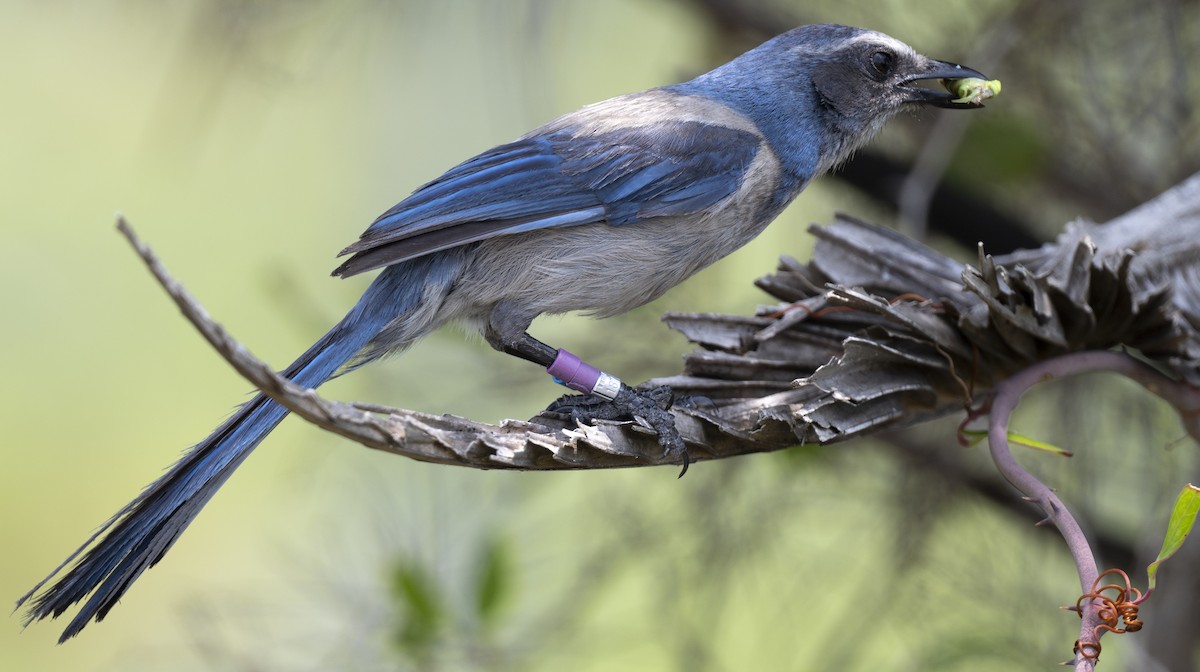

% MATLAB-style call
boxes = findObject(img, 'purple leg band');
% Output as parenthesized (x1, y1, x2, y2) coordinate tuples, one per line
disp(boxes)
(547, 349, 601, 394)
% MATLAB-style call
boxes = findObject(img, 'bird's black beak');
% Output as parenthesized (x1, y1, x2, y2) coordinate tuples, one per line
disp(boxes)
(899, 59, 992, 109)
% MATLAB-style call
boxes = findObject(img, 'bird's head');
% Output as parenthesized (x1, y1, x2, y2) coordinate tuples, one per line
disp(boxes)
(684, 24, 992, 176)
(801, 25, 990, 122)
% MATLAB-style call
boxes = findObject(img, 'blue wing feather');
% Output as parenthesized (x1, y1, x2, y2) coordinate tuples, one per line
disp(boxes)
(334, 117, 761, 277)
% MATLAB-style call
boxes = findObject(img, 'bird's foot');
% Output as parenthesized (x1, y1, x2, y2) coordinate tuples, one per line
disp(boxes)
(546, 385, 692, 476)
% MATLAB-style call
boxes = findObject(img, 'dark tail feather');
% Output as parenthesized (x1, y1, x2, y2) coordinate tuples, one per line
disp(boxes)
(17, 257, 458, 642)
(18, 320, 368, 642)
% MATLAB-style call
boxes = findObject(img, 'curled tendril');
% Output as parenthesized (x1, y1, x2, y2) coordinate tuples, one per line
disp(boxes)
(1074, 569, 1144, 658)
(1073, 638, 1102, 662)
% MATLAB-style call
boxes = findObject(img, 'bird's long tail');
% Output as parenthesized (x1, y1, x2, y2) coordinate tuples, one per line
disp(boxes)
(17, 255, 462, 642)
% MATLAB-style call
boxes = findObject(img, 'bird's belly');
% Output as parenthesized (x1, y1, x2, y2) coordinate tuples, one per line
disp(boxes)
(451, 203, 779, 321)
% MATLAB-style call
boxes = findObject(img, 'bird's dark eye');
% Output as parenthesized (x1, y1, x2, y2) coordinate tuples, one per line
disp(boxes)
(869, 50, 895, 77)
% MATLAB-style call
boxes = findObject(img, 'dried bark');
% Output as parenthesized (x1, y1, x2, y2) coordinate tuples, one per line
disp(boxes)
(120, 173, 1200, 471)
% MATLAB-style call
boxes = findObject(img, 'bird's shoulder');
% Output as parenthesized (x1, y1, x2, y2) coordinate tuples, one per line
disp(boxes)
(533, 89, 768, 224)
(534, 88, 765, 140)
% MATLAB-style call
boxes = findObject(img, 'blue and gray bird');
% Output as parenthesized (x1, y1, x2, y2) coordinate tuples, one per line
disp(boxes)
(19, 24, 989, 640)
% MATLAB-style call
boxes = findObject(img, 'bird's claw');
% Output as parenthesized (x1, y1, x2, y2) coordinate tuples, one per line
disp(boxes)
(545, 385, 691, 476)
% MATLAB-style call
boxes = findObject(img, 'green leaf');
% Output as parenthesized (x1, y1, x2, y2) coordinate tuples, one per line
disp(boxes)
(1147, 484, 1200, 593)
(475, 535, 513, 629)
(959, 428, 986, 446)
(1006, 431, 1073, 457)
(962, 429, 1072, 456)
(390, 560, 445, 655)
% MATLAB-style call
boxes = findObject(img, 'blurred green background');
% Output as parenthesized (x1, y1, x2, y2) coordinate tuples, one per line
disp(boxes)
(4, 1, 1198, 670)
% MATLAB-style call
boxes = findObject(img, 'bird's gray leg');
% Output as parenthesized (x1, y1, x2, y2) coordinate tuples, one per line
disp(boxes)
(484, 302, 690, 474)
(483, 317, 559, 367)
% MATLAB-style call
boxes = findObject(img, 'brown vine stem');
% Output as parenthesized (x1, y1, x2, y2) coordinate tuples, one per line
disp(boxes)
(986, 350, 1200, 670)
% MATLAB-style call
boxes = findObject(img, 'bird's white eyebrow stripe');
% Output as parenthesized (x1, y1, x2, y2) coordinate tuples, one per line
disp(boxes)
(796, 31, 918, 60)
(851, 31, 917, 55)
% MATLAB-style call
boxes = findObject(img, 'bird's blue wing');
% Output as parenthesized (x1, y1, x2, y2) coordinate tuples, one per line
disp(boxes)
(333, 119, 761, 277)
